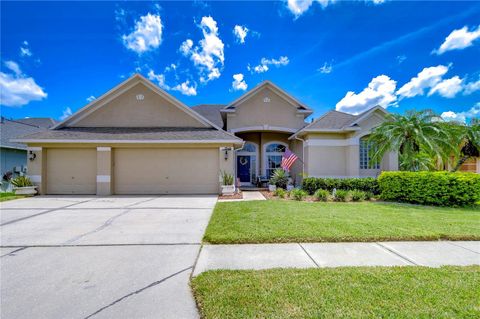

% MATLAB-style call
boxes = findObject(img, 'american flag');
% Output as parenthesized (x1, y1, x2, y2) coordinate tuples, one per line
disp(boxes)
(281, 149, 298, 171)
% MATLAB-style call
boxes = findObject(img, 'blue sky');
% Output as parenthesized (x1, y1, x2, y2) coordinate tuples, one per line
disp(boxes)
(1, 1, 479, 123)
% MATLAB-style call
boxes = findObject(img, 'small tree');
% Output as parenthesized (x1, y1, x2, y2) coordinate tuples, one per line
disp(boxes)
(447, 119, 480, 172)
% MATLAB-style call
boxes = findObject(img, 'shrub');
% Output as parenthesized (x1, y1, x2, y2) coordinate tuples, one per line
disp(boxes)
(290, 189, 308, 201)
(313, 189, 329, 201)
(269, 168, 289, 189)
(11, 176, 33, 187)
(364, 191, 374, 201)
(333, 189, 350, 202)
(220, 171, 234, 186)
(302, 177, 379, 195)
(274, 188, 287, 198)
(378, 171, 480, 207)
(350, 190, 366, 202)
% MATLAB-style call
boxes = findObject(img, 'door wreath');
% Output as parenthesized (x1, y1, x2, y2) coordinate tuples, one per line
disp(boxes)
(239, 156, 249, 165)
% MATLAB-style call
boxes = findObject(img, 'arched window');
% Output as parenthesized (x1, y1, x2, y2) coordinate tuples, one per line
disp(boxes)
(359, 136, 380, 169)
(264, 142, 287, 177)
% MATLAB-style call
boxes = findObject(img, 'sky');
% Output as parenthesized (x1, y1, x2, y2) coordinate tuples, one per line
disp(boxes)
(1, 1, 480, 123)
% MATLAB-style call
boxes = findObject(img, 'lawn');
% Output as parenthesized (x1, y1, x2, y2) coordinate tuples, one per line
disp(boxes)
(0, 192, 24, 202)
(203, 201, 480, 244)
(192, 266, 480, 319)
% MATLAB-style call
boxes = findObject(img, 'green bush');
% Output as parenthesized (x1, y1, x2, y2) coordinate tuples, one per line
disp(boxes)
(274, 188, 287, 198)
(364, 191, 374, 201)
(333, 190, 350, 202)
(290, 189, 308, 201)
(11, 176, 33, 187)
(269, 169, 289, 189)
(378, 171, 480, 207)
(302, 177, 379, 195)
(220, 171, 234, 186)
(350, 190, 366, 202)
(313, 189, 330, 201)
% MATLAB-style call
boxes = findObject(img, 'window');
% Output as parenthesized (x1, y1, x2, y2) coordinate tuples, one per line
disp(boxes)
(265, 143, 286, 178)
(360, 137, 379, 169)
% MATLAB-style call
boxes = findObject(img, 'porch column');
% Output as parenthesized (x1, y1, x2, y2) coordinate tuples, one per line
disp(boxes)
(27, 147, 45, 194)
(96, 147, 112, 195)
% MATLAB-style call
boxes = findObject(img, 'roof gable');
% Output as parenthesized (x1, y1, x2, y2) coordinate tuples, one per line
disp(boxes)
(54, 74, 218, 129)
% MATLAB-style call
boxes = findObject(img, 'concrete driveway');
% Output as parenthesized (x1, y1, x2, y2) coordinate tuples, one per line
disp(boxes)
(0, 195, 217, 319)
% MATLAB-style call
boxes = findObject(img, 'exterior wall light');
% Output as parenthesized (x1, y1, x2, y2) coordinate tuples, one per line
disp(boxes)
(28, 151, 36, 161)
(223, 148, 229, 161)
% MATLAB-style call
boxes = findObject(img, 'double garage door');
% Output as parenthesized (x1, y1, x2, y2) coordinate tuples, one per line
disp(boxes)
(46, 148, 219, 194)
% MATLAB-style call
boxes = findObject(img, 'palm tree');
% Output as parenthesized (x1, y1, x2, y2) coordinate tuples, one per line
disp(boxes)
(368, 110, 454, 171)
(447, 119, 480, 172)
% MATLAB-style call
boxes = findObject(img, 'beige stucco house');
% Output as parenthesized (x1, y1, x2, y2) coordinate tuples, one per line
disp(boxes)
(14, 74, 398, 195)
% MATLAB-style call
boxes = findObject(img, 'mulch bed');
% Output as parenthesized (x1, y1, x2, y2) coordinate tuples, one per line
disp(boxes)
(219, 191, 243, 200)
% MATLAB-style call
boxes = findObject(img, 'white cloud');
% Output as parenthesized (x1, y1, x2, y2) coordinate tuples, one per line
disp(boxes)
(20, 41, 32, 57)
(396, 65, 449, 99)
(335, 75, 397, 115)
(287, 0, 314, 18)
(60, 107, 72, 120)
(232, 73, 247, 91)
(233, 25, 248, 44)
(172, 80, 197, 96)
(441, 103, 480, 123)
(434, 25, 480, 55)
(122, 13, 163, 54)
(249, 56, 289, 74)
(428, 76, 463, 98)
(181, 16, 225, 83)
(147, 69, 170, 90)
(396, 55, 406, 64)
(464, 78, 480, 95)
(86, 95, 96, 102)
(0, 61, 47, 107)
(318, 62, 332, 74)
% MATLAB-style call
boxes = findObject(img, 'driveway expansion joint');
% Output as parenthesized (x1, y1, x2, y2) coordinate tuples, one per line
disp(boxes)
(298, 243, 320, 268)
(447, 241, 480, 255)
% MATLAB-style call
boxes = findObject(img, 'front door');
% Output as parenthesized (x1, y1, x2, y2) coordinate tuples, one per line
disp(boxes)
(237, 155, 251, 183)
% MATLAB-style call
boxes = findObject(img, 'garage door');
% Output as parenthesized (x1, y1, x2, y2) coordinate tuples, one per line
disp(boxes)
(114, 148, 219, 194)
(46, 148, 97, 194)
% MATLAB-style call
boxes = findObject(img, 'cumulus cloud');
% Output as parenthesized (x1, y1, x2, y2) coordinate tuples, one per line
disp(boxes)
(248, 56, 289, 74)
(233, 25, 248, 44)
(148, 69, 171, 90)
(441, 103, 480, 123)
(19, 41, 32, 57)
(180, 16, 225, 83)
(464, 78, 480, 95)
(286, 0, 383, 18)
(122, 13, 163, 54)
(335, 75, 397, 115)
(396, 65, 449, 99)
(428, 76, 464, 98)
(318, 62, 332, 74)
(172, 80, 197, 96)
(148, 69, 197, 96)
(232, 73, 247, 91)
(60, 107, 72, 120)
(86, 95, 96, 102)
(0, 61, 47, 107)
(433, 25, 480, 55)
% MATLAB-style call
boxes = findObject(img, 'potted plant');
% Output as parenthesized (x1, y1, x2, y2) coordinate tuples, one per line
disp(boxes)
(269, 168, 288, 192)
(220, 171, 235, 195)
(11, 176, 37, 196)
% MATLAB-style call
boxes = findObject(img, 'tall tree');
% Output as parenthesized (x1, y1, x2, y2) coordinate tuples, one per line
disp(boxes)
(447, 119, 480, 172)
(368, 110, 454, 171)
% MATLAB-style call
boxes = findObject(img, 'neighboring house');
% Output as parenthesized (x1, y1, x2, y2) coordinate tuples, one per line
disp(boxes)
(1, 117, 56, 177)
(14, 74, 397, 195)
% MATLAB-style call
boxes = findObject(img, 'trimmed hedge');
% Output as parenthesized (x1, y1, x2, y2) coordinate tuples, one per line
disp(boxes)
(378, 171, 480, 207)
(302, 177, 379, 195)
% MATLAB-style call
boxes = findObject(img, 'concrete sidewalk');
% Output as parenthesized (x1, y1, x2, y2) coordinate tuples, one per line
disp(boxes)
(193, 241, 480, 276)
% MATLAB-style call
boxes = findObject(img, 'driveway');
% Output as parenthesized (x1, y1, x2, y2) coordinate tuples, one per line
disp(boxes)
(0, 195, 217, 319)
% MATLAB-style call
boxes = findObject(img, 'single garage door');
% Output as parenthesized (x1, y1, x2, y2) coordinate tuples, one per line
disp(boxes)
(114, 148, 219, 194)
(46, 148, 97, 194)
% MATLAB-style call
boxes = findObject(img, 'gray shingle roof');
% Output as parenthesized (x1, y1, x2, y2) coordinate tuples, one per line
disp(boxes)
(14, 127, 241, 142)
(191, 104, 225, 128)
(0, 118, 54, 150)
(16, 118, 57, 128)
(310, 110, 357, 129)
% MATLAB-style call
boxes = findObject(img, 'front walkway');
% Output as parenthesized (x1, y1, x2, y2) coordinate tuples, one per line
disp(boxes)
(193, 241, 480, 276)
(218, 191, 265, 202)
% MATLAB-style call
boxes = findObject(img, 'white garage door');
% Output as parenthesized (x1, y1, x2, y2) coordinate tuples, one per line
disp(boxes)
(113, 148, 219, 194)
(46, 148, 97, 194)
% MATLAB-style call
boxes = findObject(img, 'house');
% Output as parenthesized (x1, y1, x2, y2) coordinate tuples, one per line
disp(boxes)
(1, 117, 56, 177)
(13, 74, 397, 195)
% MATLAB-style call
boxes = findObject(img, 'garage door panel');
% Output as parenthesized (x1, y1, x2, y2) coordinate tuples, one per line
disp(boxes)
(114, 148, 219, 194)
(46, 149, 97, 194)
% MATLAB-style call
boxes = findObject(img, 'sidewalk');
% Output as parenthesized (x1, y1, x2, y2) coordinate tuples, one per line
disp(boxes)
(218, 191, 266, 202)
(193, 241, 480, 276)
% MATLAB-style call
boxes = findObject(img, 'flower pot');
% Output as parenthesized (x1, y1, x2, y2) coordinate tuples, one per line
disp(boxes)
(286, 185, 294, 191)
(14, 186, 37, 196)
(221, 185, 235, 196)
(268, 184, 277, 192)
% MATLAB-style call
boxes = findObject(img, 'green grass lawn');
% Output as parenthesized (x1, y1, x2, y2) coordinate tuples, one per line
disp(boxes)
(192, 266, 480, 319)
(0, 192, 25, 202)
(203, 201, 480, 244)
